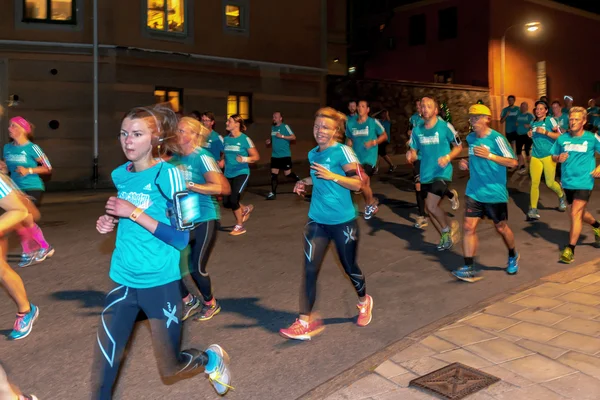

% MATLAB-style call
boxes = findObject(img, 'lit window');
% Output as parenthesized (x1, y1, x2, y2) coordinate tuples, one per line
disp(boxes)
(227, 94, 252, 121)
(23, 0, 75, 23)
(147, 0, 185, 33)
(154, 87, 183, 113)
(225, 5, 240, 27)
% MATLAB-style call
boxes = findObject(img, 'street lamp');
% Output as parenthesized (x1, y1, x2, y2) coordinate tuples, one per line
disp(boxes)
(500, 21, 542, 111)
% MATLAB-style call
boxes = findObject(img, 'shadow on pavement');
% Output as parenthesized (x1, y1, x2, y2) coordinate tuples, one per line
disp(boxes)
(51, 289, 106, 310)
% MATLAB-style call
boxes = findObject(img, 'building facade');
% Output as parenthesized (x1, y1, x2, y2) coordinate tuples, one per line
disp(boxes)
(0, 0, 346, 189)
(364, 0, 600, 123)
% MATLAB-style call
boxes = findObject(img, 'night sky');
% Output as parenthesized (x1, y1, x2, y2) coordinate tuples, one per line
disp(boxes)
(392, 0, 600, 14)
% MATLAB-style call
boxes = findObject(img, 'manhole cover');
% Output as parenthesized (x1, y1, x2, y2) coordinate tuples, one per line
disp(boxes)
(409, 362, 500, 399)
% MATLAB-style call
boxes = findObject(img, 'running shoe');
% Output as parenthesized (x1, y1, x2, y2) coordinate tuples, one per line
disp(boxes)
(594, 227, 600, 248)
(18, 252, 36, 268)
(506, 252, 520, 275)
(8, 304, 39, 340)
(205, 344, 233, 396)
(182, 295, 201, 321)
(559, 247, 574, 264)
(449, 189, 460, 211)
(388, 165, 397, 173)
(266, 192, 276, 201)
(527, 208, 540, 220)
(356, 294, 374, 327)
(558, 195, 567, 212)
(364, 200, 379, 220)
(437, 231, 453, 251)
(452, 266, 483, 282)
(34, 246, 55, 263)
(196, 299, 221, 321)
(279, 318, 324, 341)
(230, 225, 246, 236)
(517, 166, 528, 175)
(242, 205, 254, 223)
(414, 216, 428, 229)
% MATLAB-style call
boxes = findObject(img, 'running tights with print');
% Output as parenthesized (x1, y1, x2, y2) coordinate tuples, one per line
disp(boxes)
(301, 219, 366, 316)
(223, 174, 249, 211)
(180, 220, 218, 302)
(530, 156, 563, 209)
(93, 280, 209, 399)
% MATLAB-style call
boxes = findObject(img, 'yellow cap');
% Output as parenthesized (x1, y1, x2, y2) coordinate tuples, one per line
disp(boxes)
(468, 104, 492, 116)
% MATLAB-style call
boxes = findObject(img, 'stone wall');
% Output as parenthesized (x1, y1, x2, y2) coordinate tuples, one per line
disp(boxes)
(327, 77, 491, 152)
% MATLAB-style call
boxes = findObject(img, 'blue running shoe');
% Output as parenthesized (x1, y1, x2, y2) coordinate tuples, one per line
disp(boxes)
(34, 246, 55, 263)
(206, 344, 233, 396)
(8, 304, 39, 340)
(452, 266, 483, 283)
(18, 252, 36, 268)
(507, 253, 520, 275)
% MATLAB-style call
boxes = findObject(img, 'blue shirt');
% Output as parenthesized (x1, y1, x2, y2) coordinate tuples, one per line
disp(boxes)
(501, 106, 520, 133)
(223, 133, 255, 178)
(466, 130, 515, 203)
(202, 130, 224, 161)
(308, 143, 359, 225)
(169, 148, 221, 223)
(551, 131, 600, 190)
(516, 112, 534, 135)
(380, 120, 391, 143)
(3, 142, 51, 191)
(345, 117, 385, 167)
(110, 161, 186, 289)
(587, 106, 600, 127)
(409, 118, 460, 184)
(271, 123, 294, 158)
(531, 117, 558, 158)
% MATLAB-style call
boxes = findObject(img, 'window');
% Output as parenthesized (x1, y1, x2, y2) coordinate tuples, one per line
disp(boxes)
(434, 70, 454, 84)
(154, 87, 183, 113)
(147, 0, 185, 33)
(438, 7, 457, 40)
(227, 94, 252, 122)
(23, 0, 76, 23)
(408, 14, 426, 46)
(223, 0, 249, 35)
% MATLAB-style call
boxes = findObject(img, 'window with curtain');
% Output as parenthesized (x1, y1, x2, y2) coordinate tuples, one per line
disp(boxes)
(227, 94, 252, 121)
(147, 0, 185, 33)
(154, 88, 183, 113)
(23, 0, 75, 23)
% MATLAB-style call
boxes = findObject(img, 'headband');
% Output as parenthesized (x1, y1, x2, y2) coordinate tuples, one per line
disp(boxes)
(9, 116, 32, 134)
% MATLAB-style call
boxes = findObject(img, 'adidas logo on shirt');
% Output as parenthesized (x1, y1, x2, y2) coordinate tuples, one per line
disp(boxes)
(326, 158, 331, 162)
(143, 183, 152, 191)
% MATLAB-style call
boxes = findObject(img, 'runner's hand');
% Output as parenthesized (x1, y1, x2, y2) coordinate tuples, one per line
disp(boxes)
(473, 146, 490, 159)
(406, 150, 416, 164)
(96, 214, 117, 234)
(557, 153, 569, 163)
(265, 138, 272, 145)
(438, 154, 451, 167)
(459, 159, 469, 171)
(310, 163, 337, 181)
(527, 130, 533, 138)
(293, 180, 306, 197)
(105, 196, 136, 218)
(592, 166, 600, 178)
(15, 166, 28, 176)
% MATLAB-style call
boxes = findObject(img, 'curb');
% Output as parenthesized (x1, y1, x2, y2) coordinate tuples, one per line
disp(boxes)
(296, 258, 600, 400)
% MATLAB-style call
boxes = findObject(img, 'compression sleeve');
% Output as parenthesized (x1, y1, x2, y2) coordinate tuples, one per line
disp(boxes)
(154, 221, 189, 250)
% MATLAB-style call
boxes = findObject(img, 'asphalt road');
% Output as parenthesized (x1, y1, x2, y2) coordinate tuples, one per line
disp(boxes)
(2, 166, 600, 400)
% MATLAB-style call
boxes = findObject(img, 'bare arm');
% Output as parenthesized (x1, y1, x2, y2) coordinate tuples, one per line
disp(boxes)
(187, 171, 228, 195)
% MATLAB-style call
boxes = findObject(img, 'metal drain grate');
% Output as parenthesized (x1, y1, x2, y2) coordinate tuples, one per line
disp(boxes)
(409, 362, 500, 399)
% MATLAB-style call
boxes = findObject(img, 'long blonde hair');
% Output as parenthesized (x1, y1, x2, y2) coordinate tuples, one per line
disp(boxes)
(179, 116, 211, 148)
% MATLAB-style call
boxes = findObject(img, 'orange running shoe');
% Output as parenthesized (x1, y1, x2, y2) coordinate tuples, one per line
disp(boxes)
(279, 318, 324, 341)
(356, 294, 373, 327)
(242, 205, 254, 223)
(230, 225, 246, 236)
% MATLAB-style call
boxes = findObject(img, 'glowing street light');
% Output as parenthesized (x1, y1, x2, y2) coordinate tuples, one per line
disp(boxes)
(500, 21, 543, 110)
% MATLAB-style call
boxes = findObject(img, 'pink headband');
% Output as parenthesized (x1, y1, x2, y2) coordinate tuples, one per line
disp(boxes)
(10, 116, 32, 134)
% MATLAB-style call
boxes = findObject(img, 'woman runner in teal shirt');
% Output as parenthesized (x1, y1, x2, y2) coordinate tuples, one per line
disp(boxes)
(1, 116, 54, 267)
(280, 107, 374, 341)
(93, 105, 231, 398)
(169, 117, 231, 322)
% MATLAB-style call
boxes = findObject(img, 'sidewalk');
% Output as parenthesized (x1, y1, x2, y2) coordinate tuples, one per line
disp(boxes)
(313, 260, 600, 400)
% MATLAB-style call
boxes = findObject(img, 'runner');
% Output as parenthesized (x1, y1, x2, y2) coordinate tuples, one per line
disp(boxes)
(347, 100, 358, 122)
(551, 101, 569, 181)
(93, 105, 231, 398)
(197, 111, 225, 165)
(279, 107, 373, 340)
(265, 112, 300, 200)
(345, 100, 387, 219)
(551, 107, 600, 264)
(0, 173, 40, 340)
(587, 99, 599, 130)
(1, 116, 54, 267)
(527, 100, 566, 220)
(376, 110, 396, 173)
(222, 114, 259, 235)
(408, 100, 427, 228)
(452, 104, 519, 282)
(500, 95, 520, 153)
(0, 364, 37, 400)
(515, 102, 534, 174)
(407, 97, 462, 250)
(563, 95, 574, 115)
(438, 108, 460, 211)
(169, 117, 230, 322)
